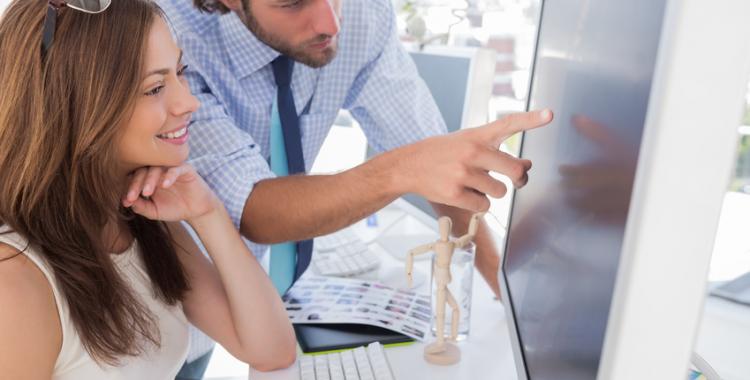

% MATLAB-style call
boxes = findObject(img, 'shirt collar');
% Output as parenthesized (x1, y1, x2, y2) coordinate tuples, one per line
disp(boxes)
(219, 12, 280, 79)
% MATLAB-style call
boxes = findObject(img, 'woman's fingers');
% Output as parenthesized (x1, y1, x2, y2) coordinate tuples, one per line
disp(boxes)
(130, 197, 159, 220)
(141, 166, 164, 197)
(124, 168, 149, 207)
(123, 164, 204, 220)
(162, 165, 189, 188)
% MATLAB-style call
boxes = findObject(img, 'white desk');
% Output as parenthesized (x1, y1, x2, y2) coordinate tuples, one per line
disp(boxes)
(695, 297, 750, 380)
(693, 192, 750, 380)
(248, 269, 517, 380)
(210, 193, 750, 380)
(248, 199, 518, 380)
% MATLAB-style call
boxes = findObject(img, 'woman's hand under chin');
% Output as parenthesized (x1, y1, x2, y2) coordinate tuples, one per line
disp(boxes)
(122, 164, 221, 223)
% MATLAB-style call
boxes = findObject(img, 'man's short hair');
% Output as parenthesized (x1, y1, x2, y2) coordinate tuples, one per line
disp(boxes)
(193, 0, 230, 14)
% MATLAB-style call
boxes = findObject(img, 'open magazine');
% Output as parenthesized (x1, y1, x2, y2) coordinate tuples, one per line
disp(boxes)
(282, 275, 432, 341)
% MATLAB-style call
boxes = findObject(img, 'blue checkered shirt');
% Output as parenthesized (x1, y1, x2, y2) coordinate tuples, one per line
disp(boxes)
(157, 0, 447, 362)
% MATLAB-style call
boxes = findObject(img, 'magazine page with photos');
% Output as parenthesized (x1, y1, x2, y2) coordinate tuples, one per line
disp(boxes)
(282, 276, 432, 341)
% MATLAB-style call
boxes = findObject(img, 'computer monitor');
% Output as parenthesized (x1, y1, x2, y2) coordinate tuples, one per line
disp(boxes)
(409, 46, 495, 133)
(500, 1, 750, 379)
(500, 1, 668, 377)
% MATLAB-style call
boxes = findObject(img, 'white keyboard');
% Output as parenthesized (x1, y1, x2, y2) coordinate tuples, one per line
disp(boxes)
(314, 230, 380, 277)
(299, 342, 395, 380)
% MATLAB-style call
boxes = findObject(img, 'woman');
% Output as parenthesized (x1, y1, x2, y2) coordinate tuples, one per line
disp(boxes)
(0, 0, 296, 378)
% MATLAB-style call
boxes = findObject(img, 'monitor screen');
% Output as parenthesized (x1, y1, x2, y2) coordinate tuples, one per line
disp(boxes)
(410, 51, 471, 134)
(501, 1, 666, 379)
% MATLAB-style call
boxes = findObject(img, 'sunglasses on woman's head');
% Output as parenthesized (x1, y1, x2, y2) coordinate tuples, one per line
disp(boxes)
(42, 0, 112, 55)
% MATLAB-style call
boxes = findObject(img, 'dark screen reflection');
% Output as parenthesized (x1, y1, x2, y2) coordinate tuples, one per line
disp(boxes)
(502, 1, 667, 379)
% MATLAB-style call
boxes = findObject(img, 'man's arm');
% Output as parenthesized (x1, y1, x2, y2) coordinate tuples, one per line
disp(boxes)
(432, 203, 502, 299)
(181, 64, 550, 251)
(241, 155, 397, 244)
(241, 111, 552, 244)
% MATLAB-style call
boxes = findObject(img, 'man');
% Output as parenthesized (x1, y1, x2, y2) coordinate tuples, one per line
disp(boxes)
(157, 0, 552, 377)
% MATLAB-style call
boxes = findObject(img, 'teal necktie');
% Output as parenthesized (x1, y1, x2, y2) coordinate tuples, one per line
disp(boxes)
(269, 95, 297, 295)
(269, 56, 314, 296)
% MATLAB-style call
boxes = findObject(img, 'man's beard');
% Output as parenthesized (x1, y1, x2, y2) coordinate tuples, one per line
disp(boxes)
(243, 8, 338, 68)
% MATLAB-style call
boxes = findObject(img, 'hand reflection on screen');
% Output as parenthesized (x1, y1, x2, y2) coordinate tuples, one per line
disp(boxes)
(505, 114, 640, 270)
(504, 115, 642, 369)
(558, 115, 637, 223)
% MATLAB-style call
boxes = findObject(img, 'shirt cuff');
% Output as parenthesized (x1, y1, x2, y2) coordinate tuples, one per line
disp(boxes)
(190, 150, 274, 261)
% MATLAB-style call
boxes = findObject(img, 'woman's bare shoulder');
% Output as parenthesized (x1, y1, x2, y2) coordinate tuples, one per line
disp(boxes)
(0, 242, 61, 378)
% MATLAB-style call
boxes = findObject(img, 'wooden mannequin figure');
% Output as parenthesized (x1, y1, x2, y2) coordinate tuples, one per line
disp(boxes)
(406, 212, 484, 365)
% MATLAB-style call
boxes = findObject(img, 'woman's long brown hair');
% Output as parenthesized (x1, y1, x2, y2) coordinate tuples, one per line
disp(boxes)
(0, 0, 189, 365)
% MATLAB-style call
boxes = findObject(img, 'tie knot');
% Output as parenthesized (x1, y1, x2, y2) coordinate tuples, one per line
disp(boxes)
(271, 55, 294, 87)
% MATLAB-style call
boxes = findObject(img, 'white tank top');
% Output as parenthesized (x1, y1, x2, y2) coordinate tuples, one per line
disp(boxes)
(0, 229, 190, 379)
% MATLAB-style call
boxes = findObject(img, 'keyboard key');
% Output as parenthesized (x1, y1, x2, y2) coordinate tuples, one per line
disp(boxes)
(367, 342, 394, 380)
(299, 344, 394, 380)
(315, 355, 331, 380)
(313, 230, 381, 277)
(316, 230, 360, 251)
(328, 352, 345, 380)
(340, 350, 358, 380)
(354, 347, 375, 380)
(300, 356, 316, 380)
